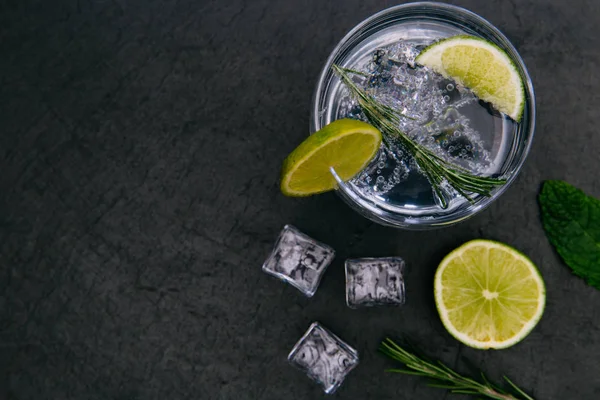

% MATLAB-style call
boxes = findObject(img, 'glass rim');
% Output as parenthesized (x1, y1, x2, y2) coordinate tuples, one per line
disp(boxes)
(311, 1, 536, 229)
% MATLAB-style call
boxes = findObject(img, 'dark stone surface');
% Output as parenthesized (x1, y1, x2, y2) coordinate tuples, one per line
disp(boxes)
(2, 0, 600, 399)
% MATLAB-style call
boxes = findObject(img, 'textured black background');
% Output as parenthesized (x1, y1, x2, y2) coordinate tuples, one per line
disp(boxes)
(2, 0, 600, 399)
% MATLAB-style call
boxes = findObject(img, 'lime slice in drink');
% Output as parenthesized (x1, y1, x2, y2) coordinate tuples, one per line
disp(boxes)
(280, 119, 382, 197)
(434, 240, 545, 349)
(416, 35, 525, 121)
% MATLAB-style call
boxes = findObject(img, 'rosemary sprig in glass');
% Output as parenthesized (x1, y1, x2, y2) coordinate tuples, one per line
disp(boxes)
(380, 338, 535, 400)
(332, 64, 506, 208)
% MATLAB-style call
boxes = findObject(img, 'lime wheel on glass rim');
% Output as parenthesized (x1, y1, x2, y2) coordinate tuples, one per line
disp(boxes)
(280, 119, 382, 197)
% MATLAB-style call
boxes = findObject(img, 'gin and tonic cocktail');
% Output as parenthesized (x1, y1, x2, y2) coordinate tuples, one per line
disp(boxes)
(312, 2, 535, 229)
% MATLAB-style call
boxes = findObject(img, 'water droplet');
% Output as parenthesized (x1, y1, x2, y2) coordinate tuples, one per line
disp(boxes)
(376, 170, 381, 174)
(376, 176, 385, 183)
(443, 95, 450, 102)
(446, 83, 454, 91)
(377, 162, 385, 169)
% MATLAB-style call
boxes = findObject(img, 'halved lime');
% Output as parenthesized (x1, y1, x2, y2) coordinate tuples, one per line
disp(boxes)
(416, 35, 525, 121)
(434, 240, 545, 349)
(280, 119, 381, 197)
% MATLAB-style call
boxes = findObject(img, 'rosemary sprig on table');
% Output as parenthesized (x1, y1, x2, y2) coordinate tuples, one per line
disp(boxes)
(332, 64, 506, 208)
(380, 338, 535, 400)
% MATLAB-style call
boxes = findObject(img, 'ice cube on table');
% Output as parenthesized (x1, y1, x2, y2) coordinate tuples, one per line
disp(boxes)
(288, 322, 359, 394)
(345, 257, 406, 308)
(262, 225, 335, 297)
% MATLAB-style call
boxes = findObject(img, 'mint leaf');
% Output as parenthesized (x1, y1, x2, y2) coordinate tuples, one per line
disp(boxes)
(539, 180, 600, 289)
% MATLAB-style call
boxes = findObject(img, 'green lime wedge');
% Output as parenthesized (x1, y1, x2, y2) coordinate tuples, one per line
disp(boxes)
(416, 35, 525, 121)
(280, 119, 382, 197)
(434, 240, 545, 349)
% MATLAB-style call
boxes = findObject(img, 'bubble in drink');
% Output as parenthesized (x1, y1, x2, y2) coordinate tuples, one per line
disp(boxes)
(288, 322, 359, 394)
(262, 225, 335, 297)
